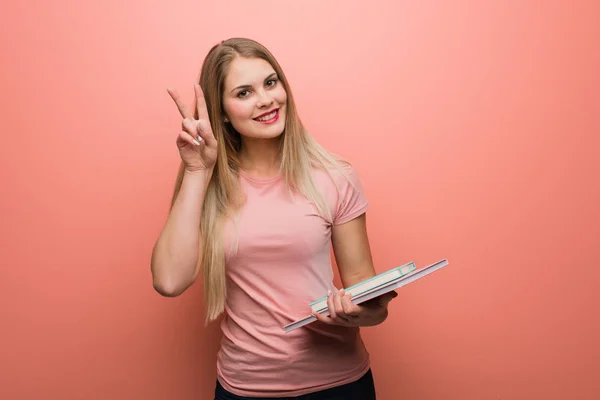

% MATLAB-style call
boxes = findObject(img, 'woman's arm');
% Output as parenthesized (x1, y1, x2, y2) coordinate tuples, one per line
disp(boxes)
(313, 212, 397, 327)
(331, 212, 377, 287)
(150, 167, 212, 297)
(151, 84, 218, 297)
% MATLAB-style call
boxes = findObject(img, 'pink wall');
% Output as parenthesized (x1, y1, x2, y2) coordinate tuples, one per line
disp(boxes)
(1, 1, 599, 399)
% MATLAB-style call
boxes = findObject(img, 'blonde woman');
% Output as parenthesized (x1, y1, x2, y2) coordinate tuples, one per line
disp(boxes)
(151, 37, 397, 400)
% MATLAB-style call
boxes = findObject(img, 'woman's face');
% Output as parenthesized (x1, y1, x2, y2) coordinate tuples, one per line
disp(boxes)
(221, 56, 287, 141)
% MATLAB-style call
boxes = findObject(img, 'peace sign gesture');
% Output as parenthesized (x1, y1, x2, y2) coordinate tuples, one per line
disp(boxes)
(167, 83, 218, 173)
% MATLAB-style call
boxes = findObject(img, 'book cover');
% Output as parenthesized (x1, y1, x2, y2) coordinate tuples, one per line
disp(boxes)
(282, 258, 449, 333)
(309, 262, 417, 313)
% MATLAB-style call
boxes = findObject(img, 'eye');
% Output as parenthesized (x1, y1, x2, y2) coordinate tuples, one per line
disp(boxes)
(266, 78, 278, 87)
(237, 90, 249, 98)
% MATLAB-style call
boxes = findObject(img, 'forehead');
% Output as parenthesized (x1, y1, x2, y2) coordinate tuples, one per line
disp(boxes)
(224, 57, 276, 89)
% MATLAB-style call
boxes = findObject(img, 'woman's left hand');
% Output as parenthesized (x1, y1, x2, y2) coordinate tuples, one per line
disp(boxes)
(312, 289, 398, 327)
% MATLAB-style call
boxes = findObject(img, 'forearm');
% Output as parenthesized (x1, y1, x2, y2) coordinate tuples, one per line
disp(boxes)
(340, 268, 376, 289)
(151, 168, 213, 296)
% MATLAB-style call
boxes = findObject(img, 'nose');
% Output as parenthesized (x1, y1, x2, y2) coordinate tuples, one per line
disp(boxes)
(256, 89, 274, 108)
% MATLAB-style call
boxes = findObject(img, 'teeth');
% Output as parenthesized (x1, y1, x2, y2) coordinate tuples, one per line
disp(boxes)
(257, 110, 276, 121)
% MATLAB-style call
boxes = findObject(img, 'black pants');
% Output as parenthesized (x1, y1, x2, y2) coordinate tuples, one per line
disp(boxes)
(214, 369, 376, 400)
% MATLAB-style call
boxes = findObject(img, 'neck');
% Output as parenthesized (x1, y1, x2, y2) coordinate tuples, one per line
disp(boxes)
(239, 136, 282, 177)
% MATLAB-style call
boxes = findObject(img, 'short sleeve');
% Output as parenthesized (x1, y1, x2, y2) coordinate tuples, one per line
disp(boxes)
(332, 164, 369, 225)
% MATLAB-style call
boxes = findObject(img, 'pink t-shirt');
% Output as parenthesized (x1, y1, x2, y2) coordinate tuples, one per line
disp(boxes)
(216, 163, 371, 397)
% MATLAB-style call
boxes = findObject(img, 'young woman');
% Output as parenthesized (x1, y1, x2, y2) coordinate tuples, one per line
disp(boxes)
(151, 37, 397, 400)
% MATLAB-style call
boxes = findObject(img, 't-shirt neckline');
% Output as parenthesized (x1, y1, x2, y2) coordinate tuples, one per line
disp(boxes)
(239, 169, 283, 184)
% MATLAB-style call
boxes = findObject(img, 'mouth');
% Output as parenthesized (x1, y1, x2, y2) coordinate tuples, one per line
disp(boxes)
(253, 108, 280, 124)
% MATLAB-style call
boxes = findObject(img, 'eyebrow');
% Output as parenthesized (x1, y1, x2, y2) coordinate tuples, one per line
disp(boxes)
(230, 72, 278, 93)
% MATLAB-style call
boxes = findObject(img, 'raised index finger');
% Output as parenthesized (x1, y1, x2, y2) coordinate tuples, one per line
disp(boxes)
(166, 87, 193, 120)
(194, 83, 209, 121)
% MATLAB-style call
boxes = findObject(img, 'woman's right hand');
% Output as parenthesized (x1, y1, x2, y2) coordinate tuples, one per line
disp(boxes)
(167, 84, 218, 173)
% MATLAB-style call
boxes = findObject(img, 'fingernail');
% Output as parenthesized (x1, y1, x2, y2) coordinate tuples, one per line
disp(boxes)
(327, 290, 332, 297)
(193, 140, 200, 146)
(339, 289, 345, 296)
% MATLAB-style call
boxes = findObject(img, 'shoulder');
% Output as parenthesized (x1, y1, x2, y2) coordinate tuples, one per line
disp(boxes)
(311, 161, 364, 192)
(311, 161, 369, 225)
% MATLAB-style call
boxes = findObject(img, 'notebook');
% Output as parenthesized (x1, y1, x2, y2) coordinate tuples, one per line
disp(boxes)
(282, 258, 449, 333)
(309, 262, 417, 313)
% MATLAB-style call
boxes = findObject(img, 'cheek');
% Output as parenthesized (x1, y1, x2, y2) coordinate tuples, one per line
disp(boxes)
(276, 87, 288, 105)
(224, 100, 252, 120)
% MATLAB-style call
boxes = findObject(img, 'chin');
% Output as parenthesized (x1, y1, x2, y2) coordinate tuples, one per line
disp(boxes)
(253, 127, 285, 140)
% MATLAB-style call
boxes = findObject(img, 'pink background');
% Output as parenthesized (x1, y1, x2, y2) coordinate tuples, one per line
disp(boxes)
(1, 1, 599, 399)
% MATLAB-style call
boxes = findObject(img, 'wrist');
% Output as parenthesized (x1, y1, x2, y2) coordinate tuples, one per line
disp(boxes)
(184, 167, 214, 180)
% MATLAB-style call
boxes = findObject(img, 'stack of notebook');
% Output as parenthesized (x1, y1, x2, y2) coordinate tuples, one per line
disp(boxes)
(283, 258, 449, 333)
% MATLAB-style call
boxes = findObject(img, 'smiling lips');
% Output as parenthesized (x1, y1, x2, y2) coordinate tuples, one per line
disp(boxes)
(254, 109, 279, 124)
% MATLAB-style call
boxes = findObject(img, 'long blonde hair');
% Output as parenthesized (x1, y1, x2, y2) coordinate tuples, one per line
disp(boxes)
(171, 38, 350, 323)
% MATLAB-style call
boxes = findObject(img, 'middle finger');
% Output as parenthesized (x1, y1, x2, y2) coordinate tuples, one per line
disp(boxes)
(333, 290, 348, 319)
(167, 88, 193, 120)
